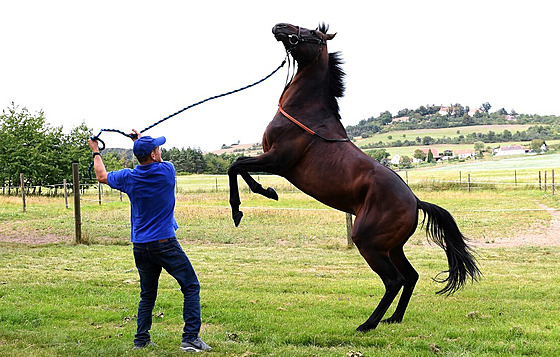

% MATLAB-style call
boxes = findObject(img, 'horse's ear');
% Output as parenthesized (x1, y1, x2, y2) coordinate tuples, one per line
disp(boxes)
(317, 22, 329, 34)
(325, 33, 336, 41)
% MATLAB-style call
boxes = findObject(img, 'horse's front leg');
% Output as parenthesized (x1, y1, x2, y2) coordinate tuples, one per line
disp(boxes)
(240, 172, 278, 201)
(227, 154, 281, 227)
(228, 163, 245, 227)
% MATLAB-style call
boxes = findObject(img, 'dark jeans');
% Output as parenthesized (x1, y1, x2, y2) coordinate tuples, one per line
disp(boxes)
(132, 238, 201, 346)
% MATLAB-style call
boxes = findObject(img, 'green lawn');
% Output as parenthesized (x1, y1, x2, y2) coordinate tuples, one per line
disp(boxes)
(1, 168, 560, 356)
(1, 243, 560, 356)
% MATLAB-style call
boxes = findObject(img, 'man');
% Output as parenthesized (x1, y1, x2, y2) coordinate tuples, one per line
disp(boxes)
(88, 130, 211, 353)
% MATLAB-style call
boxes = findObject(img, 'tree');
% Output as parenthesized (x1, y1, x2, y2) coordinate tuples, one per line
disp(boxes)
(0, 104, 93, 188)
(379, 111, 393, 125)
(422, 136, 434, 145)
(413, 149, 426, 161)
(399, 155, 412, 169)
(427, 149, 434, 163)
(482, 102, 492, 113)
(531, 139, 545, 152)
(474, 141, 485, 157)
(366, 149, 390, 162)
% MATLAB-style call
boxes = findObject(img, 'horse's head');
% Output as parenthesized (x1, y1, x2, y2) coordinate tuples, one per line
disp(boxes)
(273, 23, 335, 64)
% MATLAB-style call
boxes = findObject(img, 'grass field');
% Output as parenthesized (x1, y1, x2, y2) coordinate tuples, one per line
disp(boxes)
(354, 124, 534, 148)
(349, 123, 559, 159)
(1, 243, 560, 356)
(1, 162, 560, 356)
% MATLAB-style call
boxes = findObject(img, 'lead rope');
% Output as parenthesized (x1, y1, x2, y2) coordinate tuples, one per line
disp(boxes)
(88, 56, 288, 178)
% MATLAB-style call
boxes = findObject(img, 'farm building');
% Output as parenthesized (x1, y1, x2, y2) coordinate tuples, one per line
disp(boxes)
(412, 148, 441, 163)
(453, 149, 476, 159)
(420, 148, 441, 161)
(493, 145, 526, 156)
(390, 153, 401, 165)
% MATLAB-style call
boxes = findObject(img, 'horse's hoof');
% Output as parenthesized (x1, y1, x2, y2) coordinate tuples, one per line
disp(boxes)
(356, 323, 374, 333)
(267, 187, 279, 200)
(233, 211, 244, 227)
(380, 317, 401, 325)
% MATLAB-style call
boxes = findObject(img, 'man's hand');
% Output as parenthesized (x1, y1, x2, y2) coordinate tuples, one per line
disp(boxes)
(130, 129, 141, 142)
(88, 138, 100, 152)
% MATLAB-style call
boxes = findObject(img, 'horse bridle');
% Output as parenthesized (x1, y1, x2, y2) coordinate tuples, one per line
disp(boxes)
(286, 26, 327, 52)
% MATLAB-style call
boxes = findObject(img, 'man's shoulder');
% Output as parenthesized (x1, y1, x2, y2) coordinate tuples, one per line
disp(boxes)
(160, 161, 175, 172)
(109, 168, 134, 177)
(107, 168, 133, 189)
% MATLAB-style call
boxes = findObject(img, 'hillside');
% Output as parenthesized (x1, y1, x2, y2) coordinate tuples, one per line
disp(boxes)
(209, 103, 559, 155)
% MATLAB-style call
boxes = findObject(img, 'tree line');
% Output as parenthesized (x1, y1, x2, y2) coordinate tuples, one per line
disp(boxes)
(0, 104, 92, 191)
(346, 102, 560, 139)
(0, 104, 244, 190)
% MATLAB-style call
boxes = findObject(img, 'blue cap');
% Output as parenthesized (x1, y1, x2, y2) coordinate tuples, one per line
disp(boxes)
(133, 136, 166, 157)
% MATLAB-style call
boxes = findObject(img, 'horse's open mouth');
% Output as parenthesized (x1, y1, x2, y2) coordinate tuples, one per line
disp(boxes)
(273, 31, 289, 44)
(272, 24, 293, 45)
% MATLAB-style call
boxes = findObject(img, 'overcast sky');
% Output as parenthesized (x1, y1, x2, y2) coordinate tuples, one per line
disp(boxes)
(2, 0, 558, 151)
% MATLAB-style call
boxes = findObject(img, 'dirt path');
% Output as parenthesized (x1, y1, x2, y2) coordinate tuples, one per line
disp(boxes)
(473, 204, 560, 247)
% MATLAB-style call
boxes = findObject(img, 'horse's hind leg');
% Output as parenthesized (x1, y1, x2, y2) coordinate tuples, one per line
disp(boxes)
(381, 245, 419, 324)
(355, 244, 405, 332)
(240, 172, 278, 200)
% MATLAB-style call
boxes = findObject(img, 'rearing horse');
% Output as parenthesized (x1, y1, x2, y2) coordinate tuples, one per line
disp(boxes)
(228, 23, 480, 332)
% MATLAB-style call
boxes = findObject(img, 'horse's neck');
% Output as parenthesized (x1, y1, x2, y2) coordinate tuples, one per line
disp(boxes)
(281, 60, 328, 110)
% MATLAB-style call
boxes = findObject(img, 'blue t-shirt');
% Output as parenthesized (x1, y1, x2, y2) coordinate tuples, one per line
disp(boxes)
(107, 161, 178, 243)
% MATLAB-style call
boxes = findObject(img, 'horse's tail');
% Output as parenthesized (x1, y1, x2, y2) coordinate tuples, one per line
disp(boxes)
(417, 199, 481, 295)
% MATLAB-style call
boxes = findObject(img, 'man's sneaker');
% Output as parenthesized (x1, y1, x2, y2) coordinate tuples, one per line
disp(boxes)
(180, 337, 212, 352)
(133, 341, 155, 349)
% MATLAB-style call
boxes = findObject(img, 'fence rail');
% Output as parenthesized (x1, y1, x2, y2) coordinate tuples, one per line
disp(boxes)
(1, 169, 557, 197)
(2, 167, 558, 246)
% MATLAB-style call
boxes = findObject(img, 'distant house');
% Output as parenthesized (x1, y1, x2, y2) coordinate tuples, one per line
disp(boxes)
(453, 149, 476, 159)
(391, 116, 409, 123)
(415, 148, 441, 162)
(468, 107, 483, 116)
(422, 148, 440, 160)
(493, 145, 526, 156)
(438, 106, 450, 116)
(390, 154, 401, 165)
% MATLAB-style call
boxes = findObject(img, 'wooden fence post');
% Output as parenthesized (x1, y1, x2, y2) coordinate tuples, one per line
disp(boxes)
(468, 174, 471, 192)
(514, 170, 517, 186)
(552, 170, 555, 195)
(346, 213, 353, 246)
(63, 179, 69, 208)
(544, 171, 547, 192)
(539, 171, 542, 190)
(72, 163, 82, 244)
(20, 173, 26, 212)
(98, 183, 102, 205)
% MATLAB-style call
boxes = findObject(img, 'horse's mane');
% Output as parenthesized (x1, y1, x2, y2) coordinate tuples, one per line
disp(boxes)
(327, 52, 345, 120)
(317, 23, 345, 120)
